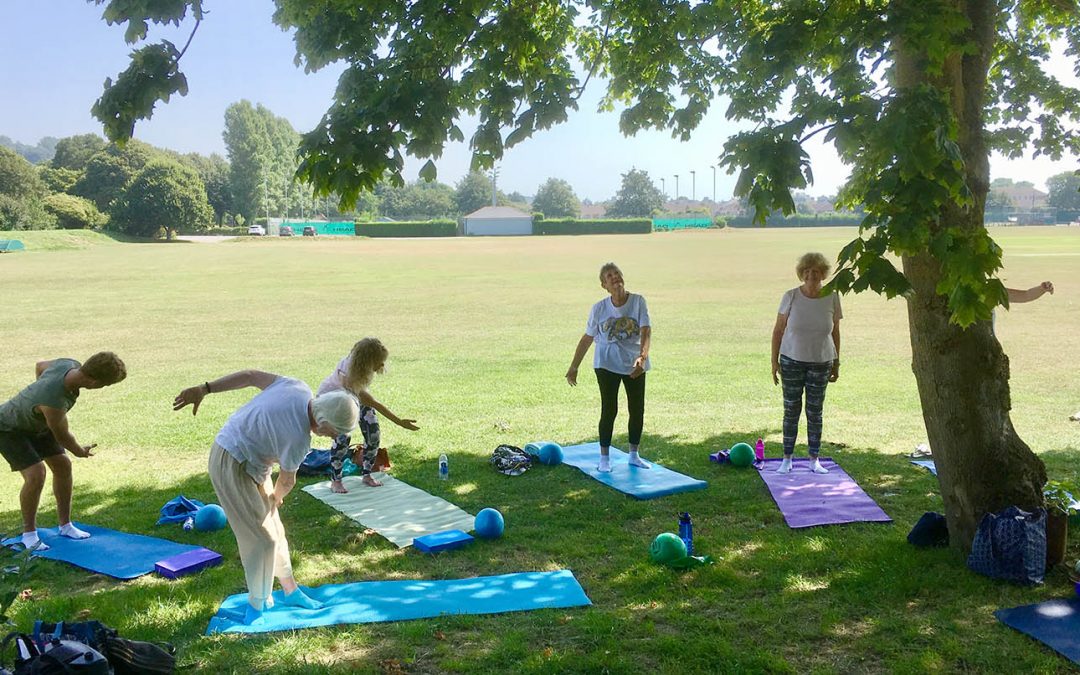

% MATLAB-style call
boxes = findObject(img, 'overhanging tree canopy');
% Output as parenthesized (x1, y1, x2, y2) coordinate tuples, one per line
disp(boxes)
(91, 0, 1080, 551)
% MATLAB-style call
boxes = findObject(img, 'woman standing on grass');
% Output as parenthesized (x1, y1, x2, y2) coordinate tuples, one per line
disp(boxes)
(318, 337, 419, 492)
(174, 370, 359, 624)
(566, 262, 652, 473)
(771, 252, 842, 474)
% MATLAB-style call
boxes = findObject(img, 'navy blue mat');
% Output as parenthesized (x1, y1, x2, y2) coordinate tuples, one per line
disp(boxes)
(995, 597, 1080, 665)
(2, 523, 206, 579)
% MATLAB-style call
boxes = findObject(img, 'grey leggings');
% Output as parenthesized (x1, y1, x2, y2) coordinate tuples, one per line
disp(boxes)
(779, 354, 831, 457)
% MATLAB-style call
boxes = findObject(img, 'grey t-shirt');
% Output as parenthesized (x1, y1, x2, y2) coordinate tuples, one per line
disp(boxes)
(0, 359, 80, 434)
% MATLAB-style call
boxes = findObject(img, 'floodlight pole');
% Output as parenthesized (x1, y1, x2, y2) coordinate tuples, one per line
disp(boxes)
(674, 174, 680, 200)
(710, 165, 716, 203)
(691, 170, 696, 201)
(660, 177, 666, 199)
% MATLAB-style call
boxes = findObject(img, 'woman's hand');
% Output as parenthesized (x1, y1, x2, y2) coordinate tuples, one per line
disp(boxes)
(772, 361, 780, 385)
(565, 366, 578, 386)
(829, 361, 840, 383)
(397, 418, 419, 431)
(173, 385, 207, 415)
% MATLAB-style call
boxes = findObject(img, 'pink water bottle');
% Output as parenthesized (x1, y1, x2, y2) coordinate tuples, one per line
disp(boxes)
(754, 438, 765, 461)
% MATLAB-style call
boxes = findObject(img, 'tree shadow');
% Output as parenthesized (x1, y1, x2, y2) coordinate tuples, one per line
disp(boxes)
(0, 434, 1072, 671)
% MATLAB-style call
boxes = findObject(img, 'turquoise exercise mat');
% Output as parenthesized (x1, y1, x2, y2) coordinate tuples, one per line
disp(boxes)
(206, 569, 592, 634)
(558, 442, 707, 499)
(1, 523, 207, 580)
(995, 598, 1080, 665)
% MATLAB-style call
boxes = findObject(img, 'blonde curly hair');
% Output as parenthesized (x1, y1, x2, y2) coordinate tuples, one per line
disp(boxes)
(343, 337, 389, 395)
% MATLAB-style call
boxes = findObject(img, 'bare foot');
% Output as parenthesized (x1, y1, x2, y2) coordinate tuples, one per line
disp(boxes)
(361, 474, 383, 487)
(330, 479, 348, 494)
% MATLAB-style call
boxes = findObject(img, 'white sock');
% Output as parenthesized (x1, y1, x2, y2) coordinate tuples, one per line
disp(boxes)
(59, 522, 91, 539)
(777, 457, 793, 474)
(809, 458, 829, 474)
(597, 455, 612, 473)
(21, 531, 48, 551)
(628, 451, 651, 469)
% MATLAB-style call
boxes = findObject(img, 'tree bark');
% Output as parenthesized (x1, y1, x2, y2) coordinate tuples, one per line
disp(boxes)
(896, 0, 1046, 553)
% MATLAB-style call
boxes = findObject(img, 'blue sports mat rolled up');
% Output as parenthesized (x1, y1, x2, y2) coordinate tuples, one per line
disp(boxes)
(557, 442, 707, 499)
(207, 569, 592, 634)
(2, 523, 207, 579)
(995, 598, 1080, 665)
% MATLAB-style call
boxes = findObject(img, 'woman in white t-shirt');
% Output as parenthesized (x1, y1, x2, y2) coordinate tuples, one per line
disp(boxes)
(770, 252, 842, 474)
(566, 263, 652, 472)
(174, 370, 359, 625)
(318, 337, 419, 492)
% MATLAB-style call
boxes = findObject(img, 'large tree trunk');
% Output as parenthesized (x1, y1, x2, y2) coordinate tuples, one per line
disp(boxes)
(903, 254, 1046, 551)
(896, 1, 1046, 553)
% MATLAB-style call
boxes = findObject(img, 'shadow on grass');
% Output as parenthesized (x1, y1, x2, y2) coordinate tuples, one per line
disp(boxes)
(0, 436, 1074, 672)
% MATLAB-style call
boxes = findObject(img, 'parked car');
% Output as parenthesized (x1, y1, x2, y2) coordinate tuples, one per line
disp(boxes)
(279, 225, 294, 237)
(248, 224, 266, 236)
(302, 226, 317, 237)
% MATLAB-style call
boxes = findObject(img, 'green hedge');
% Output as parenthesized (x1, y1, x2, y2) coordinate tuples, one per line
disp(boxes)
(355, 220, 457, 237)
(535, 218, 652, 235)
(726, 213, 862, 228)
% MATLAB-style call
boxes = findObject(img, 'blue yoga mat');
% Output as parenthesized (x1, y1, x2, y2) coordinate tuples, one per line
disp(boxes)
(911, 459, 937, 475)
(995, 597, 1080, 665)
(558, 442, 707, 499)
(207, 569, 592, 634)
(2, 523, 206, 580)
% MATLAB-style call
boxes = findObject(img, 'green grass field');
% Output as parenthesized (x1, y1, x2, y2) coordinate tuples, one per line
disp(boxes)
(0, 226, 1078, 673)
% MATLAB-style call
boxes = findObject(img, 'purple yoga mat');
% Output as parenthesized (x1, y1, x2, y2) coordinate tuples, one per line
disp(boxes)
(756, 457, 892, 528)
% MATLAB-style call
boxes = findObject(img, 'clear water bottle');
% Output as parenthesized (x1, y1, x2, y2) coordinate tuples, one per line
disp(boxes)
(183, 516, 195, 531)
(755, 438, 765, 461)
(678, 512, 693, 556)
(438, 454, 449, 480)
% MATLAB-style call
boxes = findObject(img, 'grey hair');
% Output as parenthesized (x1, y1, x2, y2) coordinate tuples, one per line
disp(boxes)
(599, 262, 622, 283)
(311, 390, 360, 435)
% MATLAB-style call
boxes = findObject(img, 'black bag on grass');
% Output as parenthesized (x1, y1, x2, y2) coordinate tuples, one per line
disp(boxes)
(0, 632, 110, 675)
(29, 622, 175, 675)
(101, 637, 175, 675)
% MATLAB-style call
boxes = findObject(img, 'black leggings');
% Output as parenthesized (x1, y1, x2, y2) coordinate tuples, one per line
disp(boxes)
(595, 368, 646, 447)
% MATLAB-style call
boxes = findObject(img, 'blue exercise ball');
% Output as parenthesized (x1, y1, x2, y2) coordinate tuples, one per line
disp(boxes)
(474, 508, 505, 539)
(194, 504, 228, 532)
(537, 442, 564, 466)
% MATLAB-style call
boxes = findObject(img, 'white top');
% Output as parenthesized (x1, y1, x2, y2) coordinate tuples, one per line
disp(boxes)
(585, 293, 651, 375)
(317, 355, 351, 396)
(215, 377, 313, 483)
(778, 287, 842, 363)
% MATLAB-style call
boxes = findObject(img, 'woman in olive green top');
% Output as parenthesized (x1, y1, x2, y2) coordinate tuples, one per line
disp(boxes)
(0, 352, 126, 550)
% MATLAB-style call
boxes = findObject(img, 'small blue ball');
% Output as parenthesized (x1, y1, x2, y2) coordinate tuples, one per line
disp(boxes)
(537, 442, 563, 466)
(474, 508, 505, 539)
(194, 504, 228, 532)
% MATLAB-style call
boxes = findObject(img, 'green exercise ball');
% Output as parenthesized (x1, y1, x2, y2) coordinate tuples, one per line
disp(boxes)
(650, 532, 687, 565)
(729, 442, 755, 467)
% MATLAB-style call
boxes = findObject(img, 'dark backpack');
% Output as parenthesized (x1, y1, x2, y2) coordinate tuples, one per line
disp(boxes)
(0, 633, 110, 675)
(29, 622, 174, 675)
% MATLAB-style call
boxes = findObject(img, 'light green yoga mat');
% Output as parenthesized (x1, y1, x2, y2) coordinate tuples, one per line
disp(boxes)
(302, 473, 475, 547)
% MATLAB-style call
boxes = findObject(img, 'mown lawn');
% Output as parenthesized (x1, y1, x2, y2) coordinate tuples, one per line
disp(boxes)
(0, 226, 1077, 673)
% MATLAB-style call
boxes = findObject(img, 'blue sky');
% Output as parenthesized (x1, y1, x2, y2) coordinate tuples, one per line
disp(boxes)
(2, 2, 1077, 202)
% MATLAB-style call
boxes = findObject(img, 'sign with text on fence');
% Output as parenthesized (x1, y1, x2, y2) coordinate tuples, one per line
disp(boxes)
(652, 218, 712, 230)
